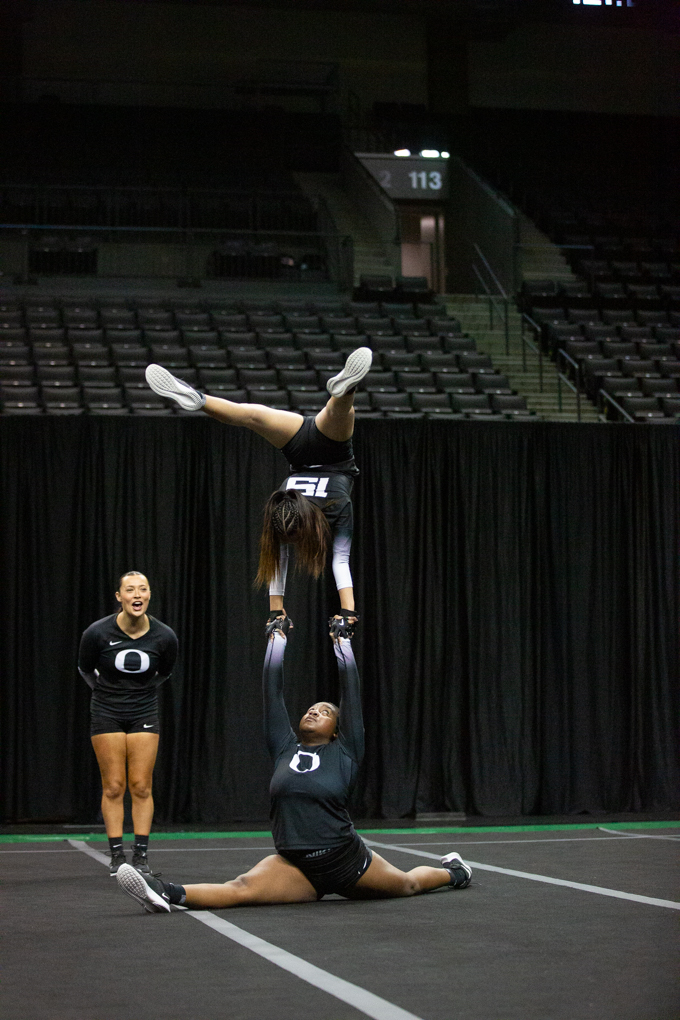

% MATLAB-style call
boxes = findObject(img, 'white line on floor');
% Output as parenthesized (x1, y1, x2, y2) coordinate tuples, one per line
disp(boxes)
(186, 910, 426, 1020)
(364, 839, 680, 911)
(378, 836, 657, 846)
(598, 827, 680, 841)
(68, 838, 110, 865)
(70, 839, 427, 1020)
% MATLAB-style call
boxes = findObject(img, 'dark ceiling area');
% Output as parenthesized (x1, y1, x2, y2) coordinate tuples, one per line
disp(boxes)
(35, 0, 680, 31)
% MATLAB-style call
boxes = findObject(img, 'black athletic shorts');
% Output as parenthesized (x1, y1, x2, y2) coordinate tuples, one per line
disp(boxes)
(282, 417, 358, 477)
(277, 831, 373, 898)
(90, 710, 160, 737)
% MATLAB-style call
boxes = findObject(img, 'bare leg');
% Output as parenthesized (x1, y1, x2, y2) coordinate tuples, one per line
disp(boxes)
(203, 395, 303, 448)
(347, 851, 452, 900)
(183, 853, 318, 909)
(91, 733, 128, 838)
(315, 392, 355, 442)
(126, 732, 159, 835)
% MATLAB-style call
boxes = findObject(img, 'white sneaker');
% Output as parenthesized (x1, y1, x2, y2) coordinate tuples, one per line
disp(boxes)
(441, 851, 472, 889)
(145, 364, 206, 411)
(326, 347, 373, 397)
(116, 862, 171, 912)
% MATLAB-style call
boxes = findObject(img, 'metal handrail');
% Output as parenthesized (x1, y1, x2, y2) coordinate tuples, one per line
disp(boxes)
(519, 313, 544, 392)
(473, 242, 508, 300)
(599, 389, 635, 423)
(556, 348, 582, 421)
(471, 262, 510, 354)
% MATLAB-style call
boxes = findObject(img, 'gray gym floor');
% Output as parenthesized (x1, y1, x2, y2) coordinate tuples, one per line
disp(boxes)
(3, 822, 678, 1020)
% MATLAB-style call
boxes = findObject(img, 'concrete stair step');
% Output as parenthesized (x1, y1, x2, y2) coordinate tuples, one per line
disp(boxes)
(444, 294, 600, 423)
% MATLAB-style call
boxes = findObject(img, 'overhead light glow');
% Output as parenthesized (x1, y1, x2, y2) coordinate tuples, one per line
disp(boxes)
(440, 151, 450, 159)
(420, 149, 440, 158)
(394, 148, 410, 157)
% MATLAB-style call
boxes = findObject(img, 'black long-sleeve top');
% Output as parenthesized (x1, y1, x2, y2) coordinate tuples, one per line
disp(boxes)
(78, 614, 178, 714)
(263, 633, 364, 851)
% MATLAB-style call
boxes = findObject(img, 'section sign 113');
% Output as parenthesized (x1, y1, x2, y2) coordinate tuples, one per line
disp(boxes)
(356, 154, 449, 200)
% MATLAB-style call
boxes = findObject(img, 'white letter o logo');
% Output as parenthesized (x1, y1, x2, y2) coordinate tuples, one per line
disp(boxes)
(115, 649, 151, 673)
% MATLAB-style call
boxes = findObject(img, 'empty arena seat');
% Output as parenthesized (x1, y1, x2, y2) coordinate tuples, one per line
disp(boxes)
(475, 374, 513, 394)
(450, 394, 491, 414)
(228, 348, 267, 369)
(267, 348, 306, 368)
(247, 388, 290, 408)
(491, 394, 532, 415)
(307, 351, 342, 370)
(411, 392, 450, 413)
(405, 336, 442, 354)
(368, 336, 406, 352)
(189, 346, 227, 368)
(149, 344, 190, 367)
(396, 371, 436, 393)
(435, 372, 475, 393)
(371, 392, 411, 412)
(238, 369, 279, 390)
(382, 352, 420, 372)
(101, 309, 136, 328)
(199, 369, 238, 392)
(212, 313, 248, 331)
(363, 371, 397, 392)
(289, 390, 325, 412)
(279, 369, 318, 390)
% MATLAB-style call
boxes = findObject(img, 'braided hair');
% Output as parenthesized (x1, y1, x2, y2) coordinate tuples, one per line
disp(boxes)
(271, 496, 302, 539)
(256, 489, 331, 587)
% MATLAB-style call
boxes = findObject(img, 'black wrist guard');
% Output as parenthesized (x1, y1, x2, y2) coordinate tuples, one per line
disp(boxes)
(266, 613, 292, 638)
(328, 613, 357, 641)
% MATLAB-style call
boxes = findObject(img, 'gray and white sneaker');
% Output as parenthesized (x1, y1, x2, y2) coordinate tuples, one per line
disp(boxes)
(441, 851, 472, 889)
(145, 364, 206, 411)
(326, 347, 373, 398)
(117, 862, 171, 913)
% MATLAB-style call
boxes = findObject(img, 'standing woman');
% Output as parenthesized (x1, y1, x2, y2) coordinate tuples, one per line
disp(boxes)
(115, 616, 471, 912)
(145, 349, 372, 626)
(78, 571, 178, 876)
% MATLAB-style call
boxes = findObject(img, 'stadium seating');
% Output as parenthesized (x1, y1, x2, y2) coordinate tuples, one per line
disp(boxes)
(0, 295, 535, 420)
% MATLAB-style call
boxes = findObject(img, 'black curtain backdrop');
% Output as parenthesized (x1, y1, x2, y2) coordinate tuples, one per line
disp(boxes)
(1, 418, 678, 824)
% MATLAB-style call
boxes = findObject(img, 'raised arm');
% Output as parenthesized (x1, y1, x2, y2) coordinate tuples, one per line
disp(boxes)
(333, 637, 364, 765)
(331, 500, 354, 612)
(268, 545, 290, 615)
(262, 628, 296, 760)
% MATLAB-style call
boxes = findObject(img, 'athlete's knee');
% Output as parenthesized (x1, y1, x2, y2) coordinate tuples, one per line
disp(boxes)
(128, 778, 152, 800)
(240, 403, 268, 429)
(102, 780, 125, 801)
(401, 876, 419, 896)
(226, 873, 252, 902)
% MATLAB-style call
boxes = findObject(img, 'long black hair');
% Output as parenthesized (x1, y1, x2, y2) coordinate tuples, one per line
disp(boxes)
(255, 489, 330, 588)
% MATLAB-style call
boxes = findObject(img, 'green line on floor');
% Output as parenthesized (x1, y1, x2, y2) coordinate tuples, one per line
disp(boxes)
(1, 819, 679, 844)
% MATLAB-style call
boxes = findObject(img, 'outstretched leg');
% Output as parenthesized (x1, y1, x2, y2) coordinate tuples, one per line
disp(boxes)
(182, 853, 318, 908)
(315, 346, 373, 442)
(145, 364, 304, 447)
(347, 850, 469, 900)
(117, 853, 318, 912)
(203, 395, 303, 448)
(315, 392, 356, 442)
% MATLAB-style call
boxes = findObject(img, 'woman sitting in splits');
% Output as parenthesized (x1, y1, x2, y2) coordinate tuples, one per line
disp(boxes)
(116, 617, 472, 912)
(145, 350, 372, 627)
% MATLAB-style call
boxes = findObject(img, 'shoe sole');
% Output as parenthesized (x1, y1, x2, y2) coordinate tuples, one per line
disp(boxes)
(117, 863, 170, 912)
(326, 347, 373, 397)
(441, 851, 472, 887)
(145, 363, 203, 411)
